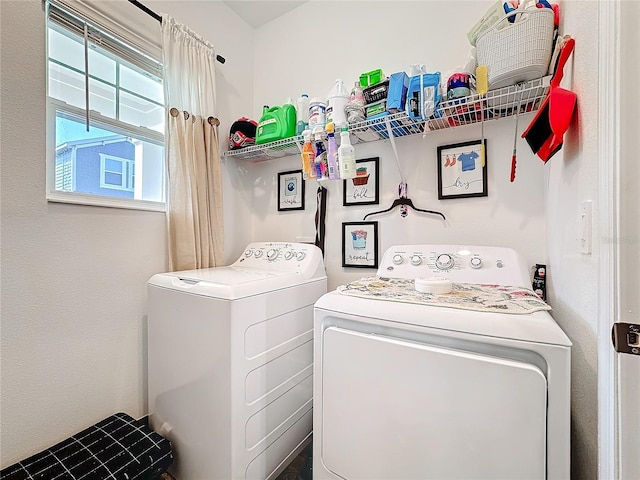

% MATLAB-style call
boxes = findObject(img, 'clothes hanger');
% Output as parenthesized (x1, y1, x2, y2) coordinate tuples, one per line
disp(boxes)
(363, 182, 446, 221)
(363, 118, 446, 221)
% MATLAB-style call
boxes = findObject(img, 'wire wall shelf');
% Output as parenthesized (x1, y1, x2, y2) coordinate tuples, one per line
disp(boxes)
(222, 76, 550, 163)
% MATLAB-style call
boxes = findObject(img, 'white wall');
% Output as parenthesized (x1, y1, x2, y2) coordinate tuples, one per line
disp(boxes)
(544, 2, 599, 478)
(249, 0, 548, 291)
(0, 0, 253, 466)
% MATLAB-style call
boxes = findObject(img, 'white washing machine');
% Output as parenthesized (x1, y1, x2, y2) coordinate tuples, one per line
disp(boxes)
(147, 242, 326, 480)
(314, 245, 571, 480)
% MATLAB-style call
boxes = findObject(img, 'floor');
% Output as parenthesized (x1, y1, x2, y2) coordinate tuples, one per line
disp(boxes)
(159, 441, 313, 480)
(274, 441, 313, 480)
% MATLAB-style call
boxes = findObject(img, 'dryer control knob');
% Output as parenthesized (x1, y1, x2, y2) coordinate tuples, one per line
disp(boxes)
(435, 254, 454, 270)
(392, 254, 404, 265)
(470, 257, 483, 269)
(284, 251, 294, 260)
(254, 250, 263, 258)
(296, 251, 306, 261)
(410, 255, 422, 266)
(244, 249, 253, 257)
(266, 249, 279, 261)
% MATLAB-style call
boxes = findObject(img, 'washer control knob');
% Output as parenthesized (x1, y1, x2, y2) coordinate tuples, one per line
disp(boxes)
(435, 254, 454, 270)
(470, 257, 483, 269)
(496, 260, 504, 268)
(296, 251, 306, 261)
(284, 251, 294, 260)
(266, 249, 279, 261)
(410, 255, 422, 266)
(392, 254, 404, 265)
(254, 250, 263, 258)
(244, 249, 253, 257)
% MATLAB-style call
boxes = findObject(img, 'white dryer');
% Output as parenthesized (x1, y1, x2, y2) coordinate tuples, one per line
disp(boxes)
(147, 242, 326, 480)
(313, 245, 571, 480)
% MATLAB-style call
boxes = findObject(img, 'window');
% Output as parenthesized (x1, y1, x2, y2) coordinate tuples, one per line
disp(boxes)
(100, 154, 134, 191)
(46, 1, 165, 210)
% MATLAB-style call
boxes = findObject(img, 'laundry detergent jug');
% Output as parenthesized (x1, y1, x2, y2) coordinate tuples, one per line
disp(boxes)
(256, 104, 297, 144)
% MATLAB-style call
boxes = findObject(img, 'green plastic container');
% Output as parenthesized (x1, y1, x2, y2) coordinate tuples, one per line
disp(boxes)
(255, 104, 297, 144)
(359, 69, 385, 88)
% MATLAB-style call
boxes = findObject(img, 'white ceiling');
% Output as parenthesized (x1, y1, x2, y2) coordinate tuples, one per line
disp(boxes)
(222, 0, 309, 29)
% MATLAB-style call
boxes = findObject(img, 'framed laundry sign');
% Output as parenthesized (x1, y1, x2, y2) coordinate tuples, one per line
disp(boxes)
(343, 157, 379, 206)
(437, 140, 488, 199)
(277, 169, 305, 211)
(342, 221, 378, 268)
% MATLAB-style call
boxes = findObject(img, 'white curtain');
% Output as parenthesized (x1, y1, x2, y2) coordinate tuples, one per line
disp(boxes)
(161, 15, 224, 271)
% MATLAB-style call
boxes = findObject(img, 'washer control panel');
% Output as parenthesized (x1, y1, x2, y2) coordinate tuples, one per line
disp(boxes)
(377, 244, 531, 287)
(234, 242, 320, 275)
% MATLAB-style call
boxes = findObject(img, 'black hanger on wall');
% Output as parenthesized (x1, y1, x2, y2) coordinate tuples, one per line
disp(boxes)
(363, 182, 445, 221)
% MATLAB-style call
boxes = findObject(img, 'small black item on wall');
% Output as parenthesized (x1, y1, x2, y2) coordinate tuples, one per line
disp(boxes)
(343, 157, 380, 206)
(277, 170, 305, 211)
(437, 140, 488, 200)
(342, 221, 379, 269)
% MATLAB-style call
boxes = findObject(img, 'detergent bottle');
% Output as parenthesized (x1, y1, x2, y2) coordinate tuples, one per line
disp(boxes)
(313, 126, 328, 180)
(325, 122, 340, 180)
(300, 129, 316, 179)
(308, 98, 326, 131)
(326, 79, 349, 128)
(255, 103, 297, 144)
(295, 94, 310, 135)
(338, 126, 356, 179)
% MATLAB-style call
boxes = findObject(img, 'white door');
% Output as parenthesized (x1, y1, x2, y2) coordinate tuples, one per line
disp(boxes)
(321, 327, 547, 480)
(617, 1, 640, 477)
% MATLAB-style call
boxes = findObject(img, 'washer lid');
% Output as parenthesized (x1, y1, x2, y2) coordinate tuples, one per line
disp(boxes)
(315, 291, 571, 346)
(148, 266, 313, 299)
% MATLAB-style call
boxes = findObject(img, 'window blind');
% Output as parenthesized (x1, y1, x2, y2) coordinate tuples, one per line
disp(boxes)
(46, 0, 162, 79)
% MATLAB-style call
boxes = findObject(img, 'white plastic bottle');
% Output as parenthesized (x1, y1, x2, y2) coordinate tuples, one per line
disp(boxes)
(338, 126, 356, 179)
(308, 98, 326, 131)
(326, 79, 349, 128)
(295, 93, 310, 135)
(326, 122, 340, 180)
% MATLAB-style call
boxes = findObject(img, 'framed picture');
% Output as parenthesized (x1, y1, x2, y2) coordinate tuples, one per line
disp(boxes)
(437, 140, 488, 199)
(342, 221, 379, 268)
(277, 169, 305, 211)
(343, 157, 379, 206)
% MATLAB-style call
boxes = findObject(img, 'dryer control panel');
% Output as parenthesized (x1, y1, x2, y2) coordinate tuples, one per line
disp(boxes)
(377, 244, 531, 287)
(234, 242, 324, 278)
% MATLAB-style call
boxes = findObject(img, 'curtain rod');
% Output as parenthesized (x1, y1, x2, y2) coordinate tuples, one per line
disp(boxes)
(127, 0, 226, 64)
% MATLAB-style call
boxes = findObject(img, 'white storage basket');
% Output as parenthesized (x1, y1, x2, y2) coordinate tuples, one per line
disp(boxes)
(476, 8, 555, 90)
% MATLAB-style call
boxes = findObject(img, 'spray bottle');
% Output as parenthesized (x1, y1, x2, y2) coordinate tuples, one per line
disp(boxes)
(338, 126, 357, 179)
(300, 129, 316, 179)
(312, 126, 328, 180)
(325, 122, 340, 180)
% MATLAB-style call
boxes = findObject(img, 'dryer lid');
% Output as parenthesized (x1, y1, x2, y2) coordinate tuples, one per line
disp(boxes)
(315, 291, 572, 347)
(148, 266, 312, 299)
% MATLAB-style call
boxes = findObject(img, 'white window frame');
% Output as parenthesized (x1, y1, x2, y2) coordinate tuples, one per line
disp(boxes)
(99, 153, 134, 192)
(45, 0, 166, 212)
(46, 99, 166, 212)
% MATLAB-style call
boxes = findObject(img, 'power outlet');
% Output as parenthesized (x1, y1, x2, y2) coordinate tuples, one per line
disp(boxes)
(612, 322, 640, 355)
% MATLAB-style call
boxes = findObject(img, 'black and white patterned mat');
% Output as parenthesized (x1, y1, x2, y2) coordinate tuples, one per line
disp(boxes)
(1, 413, 172, 480)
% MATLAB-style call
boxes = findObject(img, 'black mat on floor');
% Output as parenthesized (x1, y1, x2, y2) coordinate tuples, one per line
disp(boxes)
(1, 412, 172, 480)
